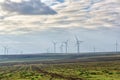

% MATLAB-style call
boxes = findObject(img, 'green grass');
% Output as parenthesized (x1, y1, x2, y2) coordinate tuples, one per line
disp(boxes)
(0, 61, 120, 80)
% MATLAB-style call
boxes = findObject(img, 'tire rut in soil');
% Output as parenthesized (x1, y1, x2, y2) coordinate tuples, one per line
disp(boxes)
(31, 65, 83, 80)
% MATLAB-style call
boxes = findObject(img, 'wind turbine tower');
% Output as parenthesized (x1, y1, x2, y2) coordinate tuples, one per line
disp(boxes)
(3, 46, 8, 55)
(64, 40, 68, 53)
(93, 46, 96, 53)
(46, 47, 50, 53)
(53, 42, 57, 53)
(75, 36, 83, 53)
(60, 43, 64, 53)
(20, 51, 23, 55)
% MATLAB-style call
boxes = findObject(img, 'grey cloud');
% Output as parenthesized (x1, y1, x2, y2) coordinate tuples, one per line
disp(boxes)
(0, 0, 120, 35)
(1, 0, 57, 15)
(0, 16, 4, 19)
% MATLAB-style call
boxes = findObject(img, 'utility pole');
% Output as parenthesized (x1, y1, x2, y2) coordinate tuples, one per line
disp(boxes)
(64, 40, 68, 53)
(75, 36, 83, 53)
(115, 41, 118, 52)
(53, 42, 57, 53)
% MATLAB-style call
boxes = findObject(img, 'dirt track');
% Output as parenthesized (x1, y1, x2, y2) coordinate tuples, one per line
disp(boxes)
(31, 65, 83, 80)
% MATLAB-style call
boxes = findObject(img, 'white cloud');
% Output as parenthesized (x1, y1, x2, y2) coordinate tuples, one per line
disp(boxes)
(0, 0, 120, 34)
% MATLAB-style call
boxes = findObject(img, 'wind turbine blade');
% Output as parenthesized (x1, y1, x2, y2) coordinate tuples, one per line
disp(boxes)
(74, 35, 78, 41)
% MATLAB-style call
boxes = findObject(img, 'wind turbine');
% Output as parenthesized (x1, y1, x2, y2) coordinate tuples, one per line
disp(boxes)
(53, 41, 57, 53)
(46, 47, 50, 53)
(75, 36, 83, 53)
(60, 43, 64, 53)
(3, 46, 8, 55)
(20, 51, 23, 55)
(3, 46, 7, 55)
(93, 46, 96, 53)
(64, 40, 69, 53)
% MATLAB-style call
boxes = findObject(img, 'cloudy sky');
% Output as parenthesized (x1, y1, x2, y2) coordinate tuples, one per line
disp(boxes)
(0, 0, 120, 54)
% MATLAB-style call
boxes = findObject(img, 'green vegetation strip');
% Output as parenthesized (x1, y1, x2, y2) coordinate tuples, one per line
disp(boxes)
(0, 61, 119, 80)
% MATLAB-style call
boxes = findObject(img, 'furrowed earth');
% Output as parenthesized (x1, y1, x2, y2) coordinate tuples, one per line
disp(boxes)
(0, 52, 120, 80)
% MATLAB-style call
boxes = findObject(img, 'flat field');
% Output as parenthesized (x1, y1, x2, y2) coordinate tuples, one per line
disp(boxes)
(0, 53, 120, 80)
